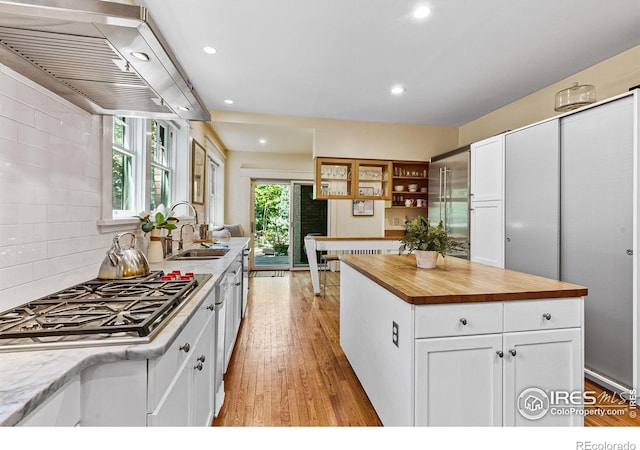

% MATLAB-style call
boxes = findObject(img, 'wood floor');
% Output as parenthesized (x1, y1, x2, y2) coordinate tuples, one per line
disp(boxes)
(213, 271, 381, 426)
(213, 271, 638, 427)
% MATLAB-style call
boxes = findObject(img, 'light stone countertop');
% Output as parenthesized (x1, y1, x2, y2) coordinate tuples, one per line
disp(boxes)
(0, 237, 250, 426)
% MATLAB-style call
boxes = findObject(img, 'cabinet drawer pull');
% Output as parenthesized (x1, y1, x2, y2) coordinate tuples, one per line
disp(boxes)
(194, 362, 204, 371)
(496, 350, 504, 358)
(542, 313, 551, 320)
(197, 355, 206, 363)
(179, 343, 191, 353)
(206, 304, 214, 311)
(509, 349, 517, 357)
(459, 318, 467, 326)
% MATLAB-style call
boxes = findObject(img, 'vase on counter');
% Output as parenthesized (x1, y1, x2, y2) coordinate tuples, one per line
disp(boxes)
(147, 228, 164, 263)
(415, 250, 439, 269)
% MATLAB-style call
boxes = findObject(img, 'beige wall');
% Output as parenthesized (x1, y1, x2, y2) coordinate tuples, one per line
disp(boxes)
(225, 150, 313, 237)
(215, 111, 459, 238)
(459, 45, 640, 145)
(187, 121, 227, 221)
(209, 110, 459, 161)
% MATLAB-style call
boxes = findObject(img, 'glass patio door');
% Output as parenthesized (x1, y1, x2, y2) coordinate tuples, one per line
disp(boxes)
(290, 181, 327, 270)
(250, 180, 327, 271)
(251, 181, 290, 270)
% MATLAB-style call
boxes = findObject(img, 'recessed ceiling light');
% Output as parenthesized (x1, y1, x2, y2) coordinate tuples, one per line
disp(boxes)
(391, 86, 406, 95)
(203, 46, 217, 55)
(224, 99, 234, 105)
(177, 106, 189, 112)
(130, 51, 150, 61)
(413, 6, 431, 19)
(259, 139, 267, 144)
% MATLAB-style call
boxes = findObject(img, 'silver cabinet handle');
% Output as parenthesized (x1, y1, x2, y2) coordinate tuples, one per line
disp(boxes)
(459, 318, 468, 326)
(206, 304, 214, 311)
(509, 349, 517, 357)
(627, 249, 633, 256)
(197, 355, 206, 363)
(194, 362, 203, 371)
(496, 350, 504, 358)
(506, 237, 511, 243)
(179, 343, 190, 353)
(542, 313, 551, 320)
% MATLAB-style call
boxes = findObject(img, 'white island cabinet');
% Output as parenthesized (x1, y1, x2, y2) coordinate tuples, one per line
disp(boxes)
(339, 254, 586, 427)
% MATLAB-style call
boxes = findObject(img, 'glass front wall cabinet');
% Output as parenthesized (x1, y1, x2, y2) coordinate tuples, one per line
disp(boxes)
(355, 160, 392, 200)
(315, 158, 355, 199)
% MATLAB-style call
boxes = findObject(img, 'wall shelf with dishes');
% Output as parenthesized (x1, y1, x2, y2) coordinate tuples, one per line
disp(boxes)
(389, 161, 429, 209)
(385, 160, 429, 238)
(314, 157, 392, 200)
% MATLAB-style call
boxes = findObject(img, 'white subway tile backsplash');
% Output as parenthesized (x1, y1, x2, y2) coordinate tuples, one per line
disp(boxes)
(0, 93, 35, 126)
(17, 123, 50, 149)
(0, 180, 36, 204)
(0, 246, 17, 269)
(16, 204, 47, 224)
(0, 204, 17, 225)
(0, 65, 134, 305)
(35, 111, 65, 136)
(0, 116, 18, 141)
(0, 262, 33, 290)
(16, 242, 47, 264)
(0, 70, 17, 98)
(48, 235, 109, 259)
(0, 224, 34, 247)
(0, 138, 49, 168)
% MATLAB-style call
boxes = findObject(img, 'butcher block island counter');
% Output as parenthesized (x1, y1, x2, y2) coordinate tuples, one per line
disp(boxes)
(339, 254, 588, 427)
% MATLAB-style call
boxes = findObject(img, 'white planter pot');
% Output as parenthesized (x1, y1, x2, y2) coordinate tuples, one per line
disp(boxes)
(415, 250, 439, 269)
(147, 229, 164, 263)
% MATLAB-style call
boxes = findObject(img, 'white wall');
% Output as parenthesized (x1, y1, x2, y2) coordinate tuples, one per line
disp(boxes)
(0, 65, 125, 310)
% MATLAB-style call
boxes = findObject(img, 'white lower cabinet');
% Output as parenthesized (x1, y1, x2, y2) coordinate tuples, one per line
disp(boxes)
(415, 334, 503, 426)
(414, 300, 583, 426)
(148, 314, 214, 427)
(503, 328, 582, 426)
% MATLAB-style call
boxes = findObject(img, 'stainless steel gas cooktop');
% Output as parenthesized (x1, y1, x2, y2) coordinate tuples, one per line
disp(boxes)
(0, 271, 210, 352)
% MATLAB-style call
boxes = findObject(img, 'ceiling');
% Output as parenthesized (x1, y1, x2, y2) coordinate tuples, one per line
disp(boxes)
(137, 0, 640, 153)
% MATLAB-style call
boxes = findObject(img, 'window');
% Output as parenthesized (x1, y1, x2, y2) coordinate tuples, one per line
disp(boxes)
(207, 156, 218, 223)
(112, 116, 135, 216)
(150, 120, 173, 211)
(110, 116, 177, 219)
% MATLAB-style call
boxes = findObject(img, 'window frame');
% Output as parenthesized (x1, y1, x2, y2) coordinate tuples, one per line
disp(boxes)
(98, 116, 185, 231)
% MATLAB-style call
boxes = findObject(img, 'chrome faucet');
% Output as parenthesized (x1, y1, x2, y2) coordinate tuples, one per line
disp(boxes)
(179, 224, 195, 251)
(169, 201, 199, 224)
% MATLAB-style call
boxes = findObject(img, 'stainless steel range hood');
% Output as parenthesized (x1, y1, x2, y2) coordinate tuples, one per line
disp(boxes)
(0, 0, 211, 121)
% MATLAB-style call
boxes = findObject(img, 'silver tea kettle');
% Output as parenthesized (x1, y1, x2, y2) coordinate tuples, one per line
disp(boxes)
(98, 232, 150, 279)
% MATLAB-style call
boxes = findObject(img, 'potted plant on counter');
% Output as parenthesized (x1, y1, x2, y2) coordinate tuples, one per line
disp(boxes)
(136, 204, 179, 263)
(400, 216, 465, 269)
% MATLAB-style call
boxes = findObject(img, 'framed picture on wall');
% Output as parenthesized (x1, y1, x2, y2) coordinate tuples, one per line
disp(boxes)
(353, 199, 374, 216)
(191, 139, 206, 205)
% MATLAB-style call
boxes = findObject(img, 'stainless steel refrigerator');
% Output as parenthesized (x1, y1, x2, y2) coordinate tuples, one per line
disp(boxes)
(428, 146, 470, 258)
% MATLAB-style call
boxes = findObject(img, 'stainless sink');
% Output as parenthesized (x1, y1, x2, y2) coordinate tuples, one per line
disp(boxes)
(168, 248, 230, 260)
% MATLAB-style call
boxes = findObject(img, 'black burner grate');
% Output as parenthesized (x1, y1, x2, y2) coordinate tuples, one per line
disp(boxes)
(0, 272, 200, 340)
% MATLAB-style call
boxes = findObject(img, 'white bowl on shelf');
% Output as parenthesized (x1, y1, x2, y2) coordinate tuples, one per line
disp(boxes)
(394, 185, 404, 191)
(408, 184, 418, 191)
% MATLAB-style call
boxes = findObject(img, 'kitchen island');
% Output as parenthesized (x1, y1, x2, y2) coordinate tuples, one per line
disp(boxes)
(0, 237, 249, 427)
(339, 254, 588, 426)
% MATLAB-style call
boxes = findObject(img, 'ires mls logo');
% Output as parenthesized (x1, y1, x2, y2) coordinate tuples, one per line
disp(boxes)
(518, 388, 550, 420)
(517, 387, 599, 420)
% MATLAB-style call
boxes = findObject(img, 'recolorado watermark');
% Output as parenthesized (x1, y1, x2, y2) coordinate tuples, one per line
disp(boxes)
(517, 386, 637, 420)
(576, 442, 636, 450)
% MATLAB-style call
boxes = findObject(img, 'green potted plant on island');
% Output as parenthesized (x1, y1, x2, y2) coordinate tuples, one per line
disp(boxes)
(400, 216, 465, 269)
